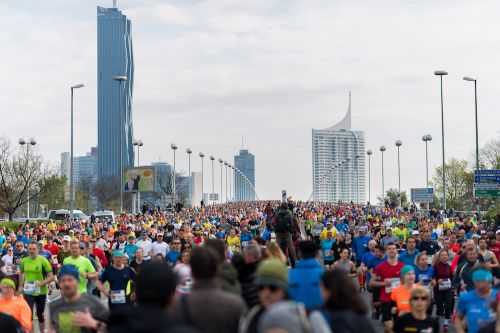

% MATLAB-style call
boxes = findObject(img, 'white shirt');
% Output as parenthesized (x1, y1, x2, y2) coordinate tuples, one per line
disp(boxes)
(2, 254, 13, 265)
(137, 238, 153, 260)
(151, 241, 169, 257)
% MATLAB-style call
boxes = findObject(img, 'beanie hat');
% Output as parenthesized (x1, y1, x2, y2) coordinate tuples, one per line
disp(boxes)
(400, 265, 415, 278)
(58, 264, 80, 281)
(255, 259, 288, 290)
(472, 268, 493, 283)
(0, 278, 16, 289)
(113, 249, 125, 257)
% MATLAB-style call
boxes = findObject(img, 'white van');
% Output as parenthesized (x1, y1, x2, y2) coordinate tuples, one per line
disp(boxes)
(92, 210, 115, 224)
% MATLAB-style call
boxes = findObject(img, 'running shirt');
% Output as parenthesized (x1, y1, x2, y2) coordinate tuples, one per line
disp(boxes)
(20, 255, 52, 296)
(321, 239, 335, 262)
(391, 284, 415, 314)
(394, 313, 439, 333)
(63, 256, 96, 294)
(100, 266, 136, 307)
(457, 289, 497, 333)
(373, 260, 405, 302)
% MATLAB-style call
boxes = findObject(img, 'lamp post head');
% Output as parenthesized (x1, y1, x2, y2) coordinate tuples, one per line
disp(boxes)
(218, 158, 223, 163)
(138, 140, 143, 147)
(186, 148, 192, 154)
(71, 84, 85, 89)
(367, 149, 373, 156)
(463, 76, 476, 82)
(113, 75, 128, 81)
(224, 161, 228, 166)
(199, 152, 204, 158)
(210, 156, 215, 161)
(29, 138, 37, 146)
(434, 70, 448, 76)
(422, 134, 432, 142)
(171, 143, 178, 150)
(380, 146, 386, 152)
(395, 140, 403, 147)
(133, 140, 138, 146)
(18, 138, 26, 146)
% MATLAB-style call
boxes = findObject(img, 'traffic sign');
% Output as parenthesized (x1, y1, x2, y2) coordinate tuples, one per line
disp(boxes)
(474, 169, 500, 198)
(411, 188, 434, 203)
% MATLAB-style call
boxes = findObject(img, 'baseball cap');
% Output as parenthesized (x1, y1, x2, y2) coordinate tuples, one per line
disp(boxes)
(63, 235, 71, 242)
(255, 259, 288, 290)
(0, 278, 16, 289)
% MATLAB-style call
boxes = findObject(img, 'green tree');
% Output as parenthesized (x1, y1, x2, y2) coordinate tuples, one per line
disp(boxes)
(378, 188, 408, 208)
(37, 175, 67, 211)
(432, 158, 473, 210)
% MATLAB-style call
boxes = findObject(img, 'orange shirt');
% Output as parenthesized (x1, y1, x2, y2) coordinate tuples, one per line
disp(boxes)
(0, 295, 32, 332)
(390, 284, 415, 314)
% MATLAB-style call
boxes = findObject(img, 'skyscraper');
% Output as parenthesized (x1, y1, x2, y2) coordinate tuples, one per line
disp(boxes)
(234, 149, 256, 201)
(97, 4, 134, 180)
(312, 93, 366, 203)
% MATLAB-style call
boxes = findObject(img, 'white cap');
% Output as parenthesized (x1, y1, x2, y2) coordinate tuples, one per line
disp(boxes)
(412, 230, 420, 236)
(63, 235, 71, 242)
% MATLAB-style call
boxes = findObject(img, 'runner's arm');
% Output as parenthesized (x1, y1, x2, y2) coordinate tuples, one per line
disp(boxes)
(454, 313, 466, 333)
(369, 271, 386, 288)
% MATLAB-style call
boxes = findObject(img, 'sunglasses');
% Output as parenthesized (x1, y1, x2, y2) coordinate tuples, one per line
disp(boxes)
(258, 284, 280, 292)
(411, 296, 428, 301)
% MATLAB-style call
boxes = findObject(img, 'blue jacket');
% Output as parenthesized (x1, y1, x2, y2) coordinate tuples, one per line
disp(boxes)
(288, 258, 324, 311)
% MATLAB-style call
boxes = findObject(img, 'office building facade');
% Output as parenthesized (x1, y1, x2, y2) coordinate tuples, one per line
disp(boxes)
(312, 94, 366, 203)
(234, 149, 256, 201)
(97, 4, 134, 180)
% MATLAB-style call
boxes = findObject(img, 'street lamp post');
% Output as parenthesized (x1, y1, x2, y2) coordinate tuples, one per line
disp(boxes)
(434, 70, 448, 210)
(186, 148, 192, 206)
(210, 156, 215, 204)
(113, 75, 128, 213)
(355, 154, 361, 204)
(422, 135, 432, 187)
(218, 158, 223, 203)
(224, 162, 228, 202)
(395, 140, 403, 207)
(19, 138, 36, 219)
(464, 76, 480, 217)
(133, 139, 143, 213)
(171, 144, 178, 207)
(367, 150, 373, 205)
(69, 83, 84, 222)
(229, 165, 233, 202)
(199, 152, 205, 204)
(380, 146, 386, 202)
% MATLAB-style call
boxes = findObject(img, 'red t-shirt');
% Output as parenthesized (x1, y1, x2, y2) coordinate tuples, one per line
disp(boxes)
(44, 243, 60, 256)
(374, 260, 405, 303)
(491, 242, 500, 262)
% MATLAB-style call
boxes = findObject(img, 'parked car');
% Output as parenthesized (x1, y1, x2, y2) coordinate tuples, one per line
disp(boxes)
(92, 210, 115, 224)
(48, 209, 88, 222)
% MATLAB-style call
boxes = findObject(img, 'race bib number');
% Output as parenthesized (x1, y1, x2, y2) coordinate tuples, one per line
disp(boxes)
(438, 279, 451, 291)
(24, 282, 40, 295)
(324, 250, 333, 258)
(385, 278, 400, 293)
(241, 241, 250, 248)
(110, 290, 126, 304)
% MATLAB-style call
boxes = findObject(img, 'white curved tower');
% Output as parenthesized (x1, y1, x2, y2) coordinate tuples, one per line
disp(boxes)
(312, 92, 366, 203)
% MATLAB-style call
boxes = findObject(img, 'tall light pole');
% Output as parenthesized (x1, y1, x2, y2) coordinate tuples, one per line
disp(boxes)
(133, 139, 143, 213)
(422, 135, 432, 187)
(210, 156, 215, 203)
(366, 150, 373, 205)
(171, 144, 178, 206)
(355, 154, 361, 204)
(218, 158, 223, 203)
(395, 140, 403, 207)
(69, 83, 84, 222)
(380, 145, 386, 202)
(19, 138, 36, 219)
(464, 76, 480, 217)
(186, 148, 192, 206)
(224, 162, 228, 202)
(113, 75, 128, 213)
(199, 152, 205, 204)
(434, 70, 448, 210)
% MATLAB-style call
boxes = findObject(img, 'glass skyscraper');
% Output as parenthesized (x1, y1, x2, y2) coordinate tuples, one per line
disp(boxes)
(312, 93, 366, 203)
(234, 149, 256, 201)
(97, 5, 134, 180)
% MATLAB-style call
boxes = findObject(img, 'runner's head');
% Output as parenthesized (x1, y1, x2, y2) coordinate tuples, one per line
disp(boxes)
(410, 286, 430, 313)
(69, 240, 80, 257)
(255, 259, 288, 308)
(472, 267, 493, 293)
(58, 265, 80, 298)
(298, 240, 317, 260)
(437, 249, 449, 264)
(135, 262, 178, 309)
(400, 265, 415, 285)
(415, 252, 428, 268)
(321, 269, 368, 315)
(28, 241, 38, 258)
(385, 242, 398, 259)
(0, 278, 16, 298)
(406, 237, 417, 251)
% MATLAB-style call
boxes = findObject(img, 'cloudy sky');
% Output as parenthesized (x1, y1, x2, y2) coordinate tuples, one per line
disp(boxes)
(1, 0, 499, 201)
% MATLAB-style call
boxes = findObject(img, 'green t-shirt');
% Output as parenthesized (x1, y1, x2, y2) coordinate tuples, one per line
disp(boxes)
(63, 256, 96, 294)
(20, 255, 53, 296)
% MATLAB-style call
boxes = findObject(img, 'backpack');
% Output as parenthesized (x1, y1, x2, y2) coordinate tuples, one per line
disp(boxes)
(274, 209, 292, 233)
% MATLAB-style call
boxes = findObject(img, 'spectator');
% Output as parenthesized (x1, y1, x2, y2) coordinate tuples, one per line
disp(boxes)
(238, 243, 263, 308)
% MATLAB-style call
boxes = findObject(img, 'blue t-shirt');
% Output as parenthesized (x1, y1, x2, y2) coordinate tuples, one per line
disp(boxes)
(399, 250, 419, 267)
(457, 289, 497, 333)
(361, 251, 376, 267)
(166, 250, 180, 265)
(321, 239, 335, 262)
(124, 244, 138, 260)
(240, 232, 253, 248)
(367, 256, 385, 270)
(415, 265, 434, 287)
(352, 236, 371, 260)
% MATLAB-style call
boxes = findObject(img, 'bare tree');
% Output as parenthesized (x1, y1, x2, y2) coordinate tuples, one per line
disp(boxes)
(92, 176, 120, 211)
(480, 138, 500, 169)
(0, 138, 47, 220)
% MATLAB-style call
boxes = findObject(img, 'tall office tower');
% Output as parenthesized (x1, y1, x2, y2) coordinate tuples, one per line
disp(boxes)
(234, 149, 256, 201)
(73, 147, 98, 186)
(97, 3, 134, 180)
(312, 93, 366, 203)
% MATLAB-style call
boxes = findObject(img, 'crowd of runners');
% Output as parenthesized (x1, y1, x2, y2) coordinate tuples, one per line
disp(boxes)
(0, 199, 499, 333)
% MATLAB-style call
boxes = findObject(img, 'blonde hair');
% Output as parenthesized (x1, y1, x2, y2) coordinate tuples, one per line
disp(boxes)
(410, 286, 430, 306)
(266, 241, 287, 263)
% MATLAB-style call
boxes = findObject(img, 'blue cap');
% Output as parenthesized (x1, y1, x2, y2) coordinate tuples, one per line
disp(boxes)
(472, 269, 493, 283)
(58, 265, 80, 281)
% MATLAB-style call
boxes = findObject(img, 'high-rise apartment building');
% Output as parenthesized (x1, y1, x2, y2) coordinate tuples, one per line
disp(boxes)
(312, 94, 366, 203)
(97, 4, 134, 180)
(234, 149, 256, 201)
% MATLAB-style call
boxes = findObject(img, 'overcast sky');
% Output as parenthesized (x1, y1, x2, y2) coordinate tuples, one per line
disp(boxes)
(1, 0, 499, 201)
